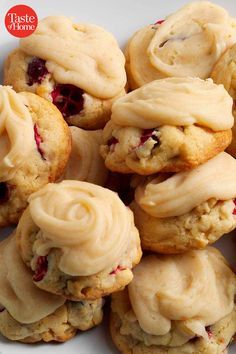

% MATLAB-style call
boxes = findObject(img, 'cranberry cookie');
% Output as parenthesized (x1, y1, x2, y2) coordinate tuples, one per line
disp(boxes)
(131, 152, 236, 253)
(0, 235, 103, 343)
(0, 86, 71, 226)
(4, 16, 127, 129)
(110, 248, 236, 353)
(63, 127, 108, 185)
(16, 180, 142, 300)
(125, 1, 236, 89)
(100, 78, 233, 175)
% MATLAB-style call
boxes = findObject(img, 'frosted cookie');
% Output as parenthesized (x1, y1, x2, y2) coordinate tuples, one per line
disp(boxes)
(110, 249, 236, 354)
(0, 86, 71, 227)
(131, 152, 236, 253)
(4, 16, 126, 129)
(211, 43, 236, 157)
(0, 235, 103, 343)
(125, 1, 236, 89)
(16, 180, 142, 300)
(100, 78, 233, 175)
(63, 127, 108, 185)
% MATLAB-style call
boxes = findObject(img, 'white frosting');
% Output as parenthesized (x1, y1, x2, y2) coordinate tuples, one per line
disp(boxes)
(128, 249, 236, 338)
(135, 152, 236, 218)
(20, 16, 126, 99)
(111, 78, 233, 131)
(127, 1, 236, 86)
(0, 235, 65, 324)
(63, 127, 107, 185)
(0, 86, 34, 182)
(211, 43, 236, 100)
(28, 181, 138, 276)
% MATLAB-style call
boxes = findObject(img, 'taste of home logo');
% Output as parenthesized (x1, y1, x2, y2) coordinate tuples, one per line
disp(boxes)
(5, 4, 38, 38)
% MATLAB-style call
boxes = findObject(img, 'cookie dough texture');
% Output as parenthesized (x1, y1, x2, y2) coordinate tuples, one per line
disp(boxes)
(125, 1, 236, 89)
(4, 16, 127, 129)
(0, 86, 71, 226)
(101, 78, 233, 175)
(16, 180, 141, 300)
(0, 235, 103, 343)
(131, 153, 236, 253)
(110, 249, 236, 353)
(63, 127, 108, 185)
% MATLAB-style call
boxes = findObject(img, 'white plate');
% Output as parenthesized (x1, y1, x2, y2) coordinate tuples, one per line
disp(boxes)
(0, 0, 235, 353)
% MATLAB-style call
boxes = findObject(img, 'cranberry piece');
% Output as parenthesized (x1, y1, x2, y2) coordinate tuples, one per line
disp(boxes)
(34, 124, 45, 160)
(139, 129, 160, 147)
(107, 137, 119, 146)
(107, 137, 119, 152)
(51, 84, 84, 118)
(33, 256, 48, 282)
(155, 19, 165, 25)
(233, 199, 236, 215)
(27, 57, 49, 86)
(206, 326, 213, 339)
(0, 183, 10, 204)
(110, 265, 126, 275)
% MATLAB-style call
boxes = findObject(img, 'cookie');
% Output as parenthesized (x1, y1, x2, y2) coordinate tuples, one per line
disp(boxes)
(110, 248, 236, 353)
(211, 44, 236, 157)
(125, 1, 236, 89)
(63, 126, 108, 185)
(131, 152, 236, 253)
(0, 86, 71, 226)
(100, 78, 233, 175)
(0, 235, 103, 343)
(16, 180, 142, 300)
(4, 16, 127, 129)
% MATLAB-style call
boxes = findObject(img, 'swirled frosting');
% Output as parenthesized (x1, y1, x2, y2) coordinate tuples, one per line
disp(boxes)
(0, 235, 65, 324)
(211, 43, 236, 100)
(111, 78, 233, 131)
(135, 152, 236, 218)
(63, 127, 107, 185)
(28, 181, 138, 276)
(20, 16, 126, 99)
(0, 86, 34, 182)
(127, 1, 236, 86)
(128, 249, 236, 339)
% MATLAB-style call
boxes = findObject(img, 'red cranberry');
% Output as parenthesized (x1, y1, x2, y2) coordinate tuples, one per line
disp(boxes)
(109, 265, 126, 275)
(33, 256, 48, 282)
(233, 199, 236, 215)
(27, 57, 49, 86)
(0, 183, 10, 204)
(34, 124, 45, 160)
(51, 84, 84, 118)
(139, 129, 160, 147)
(107, 137, 119, 152)
(206, 326, 213, 339)
(155, 19, 165, 25)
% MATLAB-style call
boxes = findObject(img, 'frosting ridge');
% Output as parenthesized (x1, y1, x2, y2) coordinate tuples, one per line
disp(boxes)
(28, 181, 138, 276)
(135, 153, 236, 218)
(0, 86, 34, 182)
(20, 16, 126, 99)
(111, 78, 233, 131)
(128, 249, 236, 340)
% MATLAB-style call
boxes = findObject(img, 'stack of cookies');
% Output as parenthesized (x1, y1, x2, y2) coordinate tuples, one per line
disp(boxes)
(0, 1, 235, 353)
